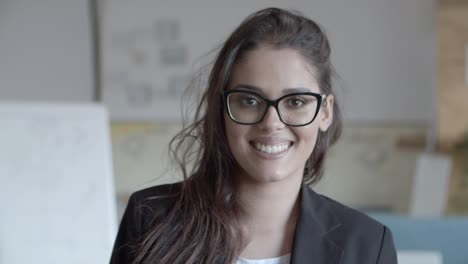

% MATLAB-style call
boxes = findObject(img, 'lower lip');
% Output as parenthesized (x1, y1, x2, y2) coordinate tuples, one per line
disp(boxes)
(250, 143, 292, 160)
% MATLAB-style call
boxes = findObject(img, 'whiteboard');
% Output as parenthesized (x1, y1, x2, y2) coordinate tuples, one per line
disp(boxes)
(0, 103, 117, 264)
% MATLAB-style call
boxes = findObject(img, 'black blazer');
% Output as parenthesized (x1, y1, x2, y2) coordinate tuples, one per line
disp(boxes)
(110, 183, 397, 264)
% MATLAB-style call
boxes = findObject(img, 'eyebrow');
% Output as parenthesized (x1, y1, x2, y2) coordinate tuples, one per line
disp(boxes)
(233, 84, 312, 95)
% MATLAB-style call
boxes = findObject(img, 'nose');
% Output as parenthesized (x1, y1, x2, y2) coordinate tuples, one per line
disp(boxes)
(258, 105, 285, 131)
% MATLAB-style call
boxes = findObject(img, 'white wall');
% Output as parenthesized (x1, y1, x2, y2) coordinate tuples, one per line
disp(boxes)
(101, 0, 437, 123)
(0, 0, 94, 102)
(0, 0, 436, 121)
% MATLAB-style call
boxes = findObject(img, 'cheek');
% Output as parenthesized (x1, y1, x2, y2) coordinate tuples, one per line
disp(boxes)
(224, 114, 244, 149)
(295, 125, 320, 154)
(224, 114, 234, 144)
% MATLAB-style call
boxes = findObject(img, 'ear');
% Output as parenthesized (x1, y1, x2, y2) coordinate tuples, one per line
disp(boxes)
(319, 94, 334, 132)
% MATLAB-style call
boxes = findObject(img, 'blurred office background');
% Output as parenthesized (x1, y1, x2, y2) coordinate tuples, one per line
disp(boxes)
(1, 0, 467, 263)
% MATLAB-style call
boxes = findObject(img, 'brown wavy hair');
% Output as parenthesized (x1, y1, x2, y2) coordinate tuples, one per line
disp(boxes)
(133, 7, 342, 264)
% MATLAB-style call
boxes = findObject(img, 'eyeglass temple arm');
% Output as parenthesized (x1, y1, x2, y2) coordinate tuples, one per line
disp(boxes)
(321, 94, 328, 106)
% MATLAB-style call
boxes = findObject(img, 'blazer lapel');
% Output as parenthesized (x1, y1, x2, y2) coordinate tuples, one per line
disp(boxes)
(290, 185, 343, 264)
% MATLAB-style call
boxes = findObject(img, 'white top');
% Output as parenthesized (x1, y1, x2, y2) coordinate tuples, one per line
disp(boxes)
(236, 254, 291, 264)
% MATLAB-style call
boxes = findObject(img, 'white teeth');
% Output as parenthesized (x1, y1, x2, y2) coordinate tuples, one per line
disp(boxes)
(254, 142, 290, 154)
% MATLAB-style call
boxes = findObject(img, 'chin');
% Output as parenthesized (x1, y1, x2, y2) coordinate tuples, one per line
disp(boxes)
(240, 167, 295, 184)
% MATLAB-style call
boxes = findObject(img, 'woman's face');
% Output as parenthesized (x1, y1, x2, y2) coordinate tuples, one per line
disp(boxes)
(224, 46, 334, 185)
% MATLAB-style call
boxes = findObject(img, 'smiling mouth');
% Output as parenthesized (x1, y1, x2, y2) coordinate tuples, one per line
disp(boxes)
(251, 142, 293, 154)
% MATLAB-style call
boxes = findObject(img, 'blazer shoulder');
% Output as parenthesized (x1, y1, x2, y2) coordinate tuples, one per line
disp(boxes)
(110, 182, 183, 263)
(129, 182, 182, 223)
(318, 193, 384, 231)
(131, 182, 182, 205)
(315, 193, 397, 263)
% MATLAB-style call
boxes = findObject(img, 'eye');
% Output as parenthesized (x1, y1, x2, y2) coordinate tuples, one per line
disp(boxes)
(286, 97, 306, 107)
(240, 95, 260, 106)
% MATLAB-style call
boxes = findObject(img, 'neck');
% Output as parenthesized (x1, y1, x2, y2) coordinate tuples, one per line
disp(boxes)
(236, 176, 302, 232)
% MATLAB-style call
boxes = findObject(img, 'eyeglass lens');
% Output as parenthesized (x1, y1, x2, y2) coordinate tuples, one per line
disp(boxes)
(227, 92, 319, 125)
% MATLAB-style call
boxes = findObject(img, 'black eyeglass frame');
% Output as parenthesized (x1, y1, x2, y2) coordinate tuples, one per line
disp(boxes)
(222, 89, 326, 127)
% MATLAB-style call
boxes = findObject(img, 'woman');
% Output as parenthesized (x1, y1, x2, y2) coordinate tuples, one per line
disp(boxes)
(110, 7, 397, 264)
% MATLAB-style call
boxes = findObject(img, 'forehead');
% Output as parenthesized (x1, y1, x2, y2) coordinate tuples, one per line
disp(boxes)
(228, 46, 320, 95)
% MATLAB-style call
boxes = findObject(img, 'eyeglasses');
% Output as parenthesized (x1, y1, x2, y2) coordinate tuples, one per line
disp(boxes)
(223, 90, 326, 127)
